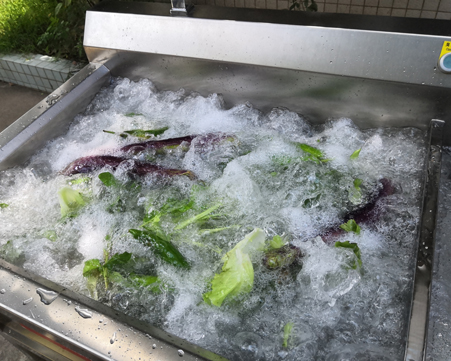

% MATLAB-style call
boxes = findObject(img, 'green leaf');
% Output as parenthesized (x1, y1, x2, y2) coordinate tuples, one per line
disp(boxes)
(269, 235, 286, 249)
(0, 240, 25, 265)
(203, 228, 266, 307)
(349, 178, 363, 205)
(98, 172, 118, 187)
(43, 230, 57, 242)
(129, 229, 190, 269)
(350, 148, 361, 160)
(339, 219, 361, 235)
(354, 178, 363, 188)
(297, 143, 324, 158)
(335, 241, 362, 269)
(55, 3, 62, 15)
(58, 187, 85, 217)
(283, 322, 294, 348)
(123, 127, 169, 138)
(83, 259, 102, 277)
(0, 203, 9, 209)
(103, 252, 132, 270)
(124, 113, 143, 117)
(175, 203, 222, 230)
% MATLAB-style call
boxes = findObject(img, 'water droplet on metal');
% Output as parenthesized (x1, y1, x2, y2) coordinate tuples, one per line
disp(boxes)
(75, 306, 92, 319)
(0, 289, 5, 294)
(152, 344, 156, 349)
(110, 332, 116, 344)
(63, 299, 72, 306)
(178, 349, 185, 357)
(23, 297, 33, 305)
(36, 288, 58, 305)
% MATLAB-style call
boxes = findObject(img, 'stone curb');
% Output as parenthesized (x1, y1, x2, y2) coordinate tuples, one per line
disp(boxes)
(0, 54, 84, 93)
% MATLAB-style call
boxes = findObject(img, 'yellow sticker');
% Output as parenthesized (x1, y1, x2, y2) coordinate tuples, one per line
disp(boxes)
(439, 40, 451, 59)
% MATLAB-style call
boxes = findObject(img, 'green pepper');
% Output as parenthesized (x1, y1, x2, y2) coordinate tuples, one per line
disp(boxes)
(129, 229, 190, 269)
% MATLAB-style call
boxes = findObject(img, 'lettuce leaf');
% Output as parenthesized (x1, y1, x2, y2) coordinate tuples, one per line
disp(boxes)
(339, 219, 361, 235)
(203, 228, 266, 307)
(58, 187, 85, 217)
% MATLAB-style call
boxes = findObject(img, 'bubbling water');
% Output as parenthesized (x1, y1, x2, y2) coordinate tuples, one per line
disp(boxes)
(0, 77, 427, 360)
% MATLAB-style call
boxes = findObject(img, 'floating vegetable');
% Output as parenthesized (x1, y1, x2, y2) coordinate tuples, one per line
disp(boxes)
(335, 241, 362, 269)
(296, 143, 332, 164)
(62, 155, 195, 179)
(321, 178, 394, 243)
(263, 244, 303, 270)
(129, 229, 190, 269)
(203, 228, 266, 307)
(103, 127, 169, 139)
(350, 148, 361, 160)
(121, 133, 233, 154)
(283, 322, 294, 348)
(58, 187, 85, 217)
(340, 219, 361, 235)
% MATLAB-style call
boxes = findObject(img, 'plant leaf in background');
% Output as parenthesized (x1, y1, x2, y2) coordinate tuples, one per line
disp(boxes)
(0, 203, 9, 209)
(339, 219, 361, 235)
(203, 228, 266, 307)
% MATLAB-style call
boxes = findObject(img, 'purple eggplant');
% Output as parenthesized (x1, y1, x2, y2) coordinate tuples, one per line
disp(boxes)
(320, 178, 395, 244)
(62, 156, 124, 175)
(62, 155, 195, 179)
(120, 135, 196, 154)
(120, 133, 235, 154)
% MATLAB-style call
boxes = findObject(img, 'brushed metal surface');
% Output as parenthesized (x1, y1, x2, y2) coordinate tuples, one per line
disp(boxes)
(84, 10, 451, 89)
(0, 64, 109, 171)
(405, 120, 444, 361)
(0, 260, 225, 361)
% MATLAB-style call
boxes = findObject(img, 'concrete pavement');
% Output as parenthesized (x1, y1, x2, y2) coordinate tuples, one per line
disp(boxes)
(0, 80, 49, 132)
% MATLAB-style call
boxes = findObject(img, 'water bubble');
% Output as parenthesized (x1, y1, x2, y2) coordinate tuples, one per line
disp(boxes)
(75, 306, 92, 319)
(36, 288, 58, 305)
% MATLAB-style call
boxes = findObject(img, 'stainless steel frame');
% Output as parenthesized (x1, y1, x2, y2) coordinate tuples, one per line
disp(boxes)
(1, 3, 451, 360)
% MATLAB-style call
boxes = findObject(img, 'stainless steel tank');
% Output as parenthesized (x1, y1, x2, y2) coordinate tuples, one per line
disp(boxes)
(1, 3, 451, 360)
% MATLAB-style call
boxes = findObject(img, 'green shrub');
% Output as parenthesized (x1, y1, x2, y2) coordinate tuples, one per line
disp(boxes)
(0, 0, 89, 62)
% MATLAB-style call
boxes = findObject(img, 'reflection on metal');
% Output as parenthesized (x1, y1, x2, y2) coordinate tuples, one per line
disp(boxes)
(84, 9, 451, 89)
(405, 120, 444, 361)
(170, 0, 187, 15)
(0, 260, 226, 361)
